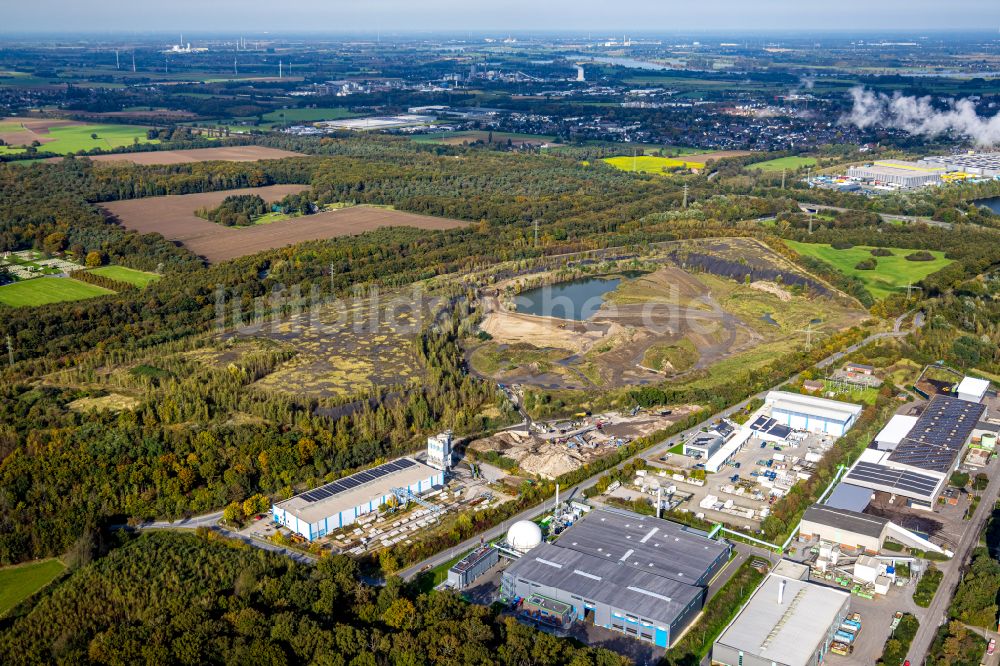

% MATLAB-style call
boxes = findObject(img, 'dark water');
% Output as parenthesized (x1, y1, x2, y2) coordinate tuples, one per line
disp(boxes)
(761, 313, 779, 326)
(514, 278, 622, 321)
(976, 197, 1000, 214)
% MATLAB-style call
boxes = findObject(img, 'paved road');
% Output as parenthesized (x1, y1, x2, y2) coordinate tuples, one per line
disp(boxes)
(123, 510, 225, 530)
(798, 203, 953, 229)
(906, 454, 1000, 664)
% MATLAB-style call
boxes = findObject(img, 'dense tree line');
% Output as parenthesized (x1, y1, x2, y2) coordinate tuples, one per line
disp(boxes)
(197, 194, 270, 227)
(0, 531, 628, 666)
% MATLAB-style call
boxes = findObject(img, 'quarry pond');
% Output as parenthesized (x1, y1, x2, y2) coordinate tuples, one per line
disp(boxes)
(513, 277, 623, 320)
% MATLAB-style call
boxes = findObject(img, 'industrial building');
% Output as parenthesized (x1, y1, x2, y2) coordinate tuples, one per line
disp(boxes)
(920, 153, 1000, 179)
(426, 431, 453, 471)
(765, 391, 863, 437)
(501, 508, 730, 648)
(799, 504, 889, 554)
(712, 574, 851, 666)
(272, 457, 443, 541)
(447, 543, 500, 589)
(843, 395, 987, 509)
(846, 160, 948, 189)
(684, 420, 743, 471)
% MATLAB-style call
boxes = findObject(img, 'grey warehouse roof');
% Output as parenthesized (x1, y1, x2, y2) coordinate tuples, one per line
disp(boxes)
(505, 541, 702, 629)
(802, 504, 888, 539)
(556, 508, 729, 584)
(504, 509, 729, 630)
(887, 395, 986, 472)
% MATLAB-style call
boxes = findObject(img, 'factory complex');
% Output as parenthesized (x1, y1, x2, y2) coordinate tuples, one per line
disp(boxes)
(501, 508, 731, 648)
(272, 433, 453, 541)
(272, 457, 444, 541)
(828, 151, 1000, 191)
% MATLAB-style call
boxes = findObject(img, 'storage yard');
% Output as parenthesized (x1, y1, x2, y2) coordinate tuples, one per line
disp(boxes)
(468, 407, 700, 480)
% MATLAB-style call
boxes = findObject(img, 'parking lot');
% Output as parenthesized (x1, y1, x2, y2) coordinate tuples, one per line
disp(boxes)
(644, 422, 836, 530)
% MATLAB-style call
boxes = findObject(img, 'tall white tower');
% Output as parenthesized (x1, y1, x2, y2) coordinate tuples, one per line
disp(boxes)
(576, 65, 585, 82)
(427, 431, 453, 471)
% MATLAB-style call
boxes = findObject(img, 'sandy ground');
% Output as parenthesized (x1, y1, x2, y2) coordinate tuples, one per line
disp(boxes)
(49, 146, 303, 165)
(103, 186, 468, 263)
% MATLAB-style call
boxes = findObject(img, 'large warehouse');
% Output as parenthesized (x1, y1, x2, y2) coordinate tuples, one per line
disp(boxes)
(272, 457, 443, 541)
(843, 395, 987, 509)
(501, 508, 731, 648)
(846, 160, 948, 188)
(765, 391, 863, 437)
(713, 574, 851, 666)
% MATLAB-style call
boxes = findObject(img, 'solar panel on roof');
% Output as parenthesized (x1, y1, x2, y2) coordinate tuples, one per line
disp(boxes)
(290, 457, 424, 505)
(845, 461, 940, 498)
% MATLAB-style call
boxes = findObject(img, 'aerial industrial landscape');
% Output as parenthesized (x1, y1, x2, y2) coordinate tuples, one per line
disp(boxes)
(3, 3, 1000, 666)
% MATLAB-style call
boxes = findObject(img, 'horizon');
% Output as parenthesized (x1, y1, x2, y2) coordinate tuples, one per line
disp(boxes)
(2, 0, 1000, 34)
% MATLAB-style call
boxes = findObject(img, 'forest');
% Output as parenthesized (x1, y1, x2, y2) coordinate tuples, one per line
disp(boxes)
(0, 531, 628, 666)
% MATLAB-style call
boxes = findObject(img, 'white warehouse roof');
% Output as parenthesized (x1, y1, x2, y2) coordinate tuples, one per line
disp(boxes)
(767, 391, 863, 423)
(705, 428, 753, 473)
(715, 574, 850, 666)
(874, 415, 919, 447)
(957, 376, 990, 401)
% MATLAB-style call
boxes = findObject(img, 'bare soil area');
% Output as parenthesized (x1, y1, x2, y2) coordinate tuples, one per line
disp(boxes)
(50, 145, 303, 165)
(102, 186, 468, 263)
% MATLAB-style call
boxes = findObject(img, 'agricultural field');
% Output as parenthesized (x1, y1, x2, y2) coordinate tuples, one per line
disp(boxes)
(102, 186, 467, 263)
(748, 156, 817, 171)
(47, 145, 302, 165)
(784, 240, 953, 299)
(603, 150, 751, 174)
(0, 277, 114, 307)
(260, 107, 357, 124)
(604, 154, 704, 173)
(0, 559, 66, 617)
(88, 265, 161, 287)
(0, 117, 156, 155)
(470, 238, 865, 390)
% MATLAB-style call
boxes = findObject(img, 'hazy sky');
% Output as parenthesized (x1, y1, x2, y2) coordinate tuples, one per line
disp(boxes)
(2, 0, 999, 34)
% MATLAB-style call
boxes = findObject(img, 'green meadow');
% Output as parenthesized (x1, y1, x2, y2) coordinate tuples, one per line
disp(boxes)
(0, 278, 114, 307)
(0, 559, 66, 616)
(785, 240, 953, 300)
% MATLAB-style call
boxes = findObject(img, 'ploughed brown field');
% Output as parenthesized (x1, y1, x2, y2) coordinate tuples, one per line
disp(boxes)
(102, 185, 468, 263)
(47, 146, 303, 165)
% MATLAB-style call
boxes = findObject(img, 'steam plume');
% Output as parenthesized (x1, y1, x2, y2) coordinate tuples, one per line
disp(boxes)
(844, 86, 1000, 146)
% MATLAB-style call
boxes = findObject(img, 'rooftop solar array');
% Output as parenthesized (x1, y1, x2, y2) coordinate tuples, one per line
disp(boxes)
(844, 461, 941, 500)
(887, 395, 986, 473)
(297, 458, 417, 504)
(749, 416, 792, 439)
